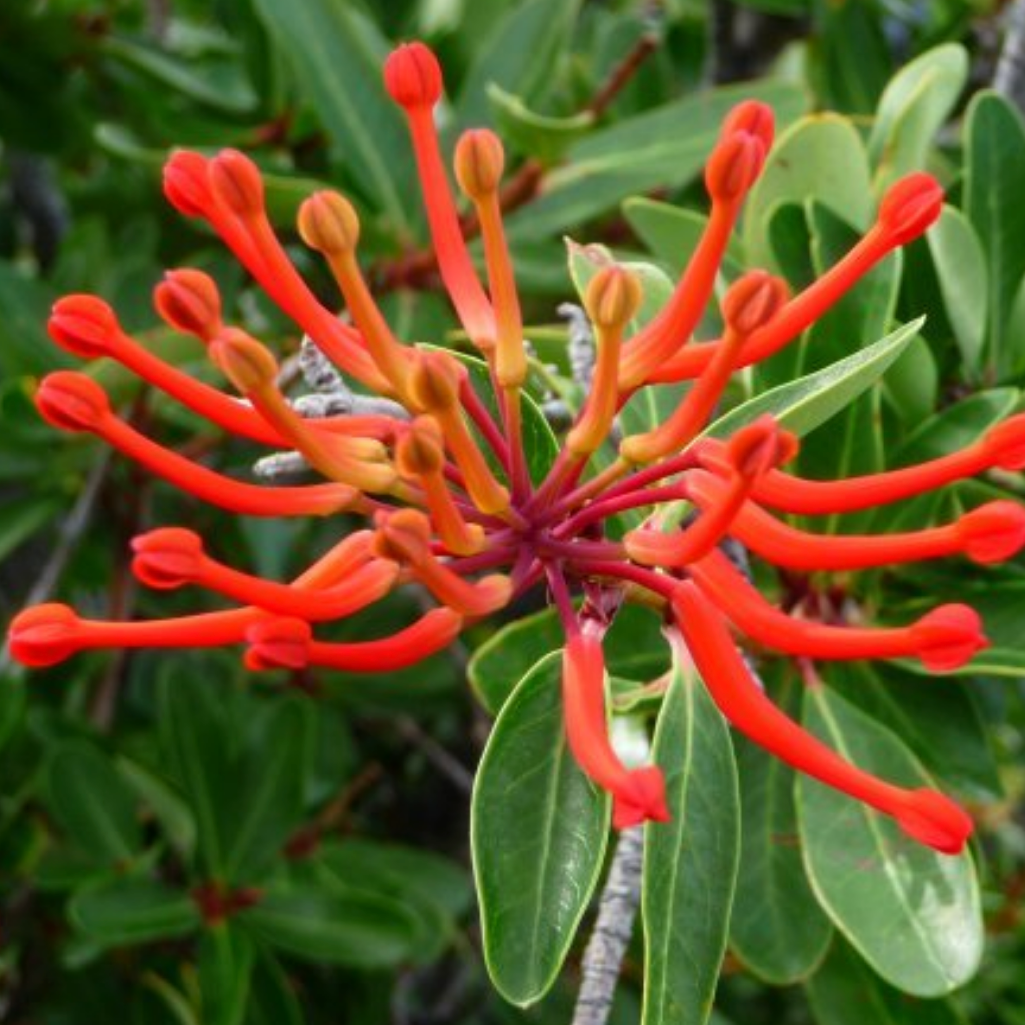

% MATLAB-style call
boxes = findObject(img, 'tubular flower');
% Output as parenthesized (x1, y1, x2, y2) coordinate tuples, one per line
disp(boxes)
(9, 40, 1022, 856)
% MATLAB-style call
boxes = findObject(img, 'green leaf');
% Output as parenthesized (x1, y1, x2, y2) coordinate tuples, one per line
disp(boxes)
(488, 84, 594, 163)
(469, 604, 669, 715)
(248, 0, 414, 229)
(117, 757, 196, 859)
(46, 742, 141, 865)
(472, 652, 610, 1005)
(70, 878, 200, 945)
(199, 924, 255, 1025)
(743, 115, 873, 270)
(642, 643, 740, 1025)
(0, 676, 25, 758)
(707, 319, 923, 441)
(868, 44, 968, 192)
(0, 498, 61, 565)
(927, 207, 988, 376)
(965, 91, 1025, 377)
(506, 82, 808, 242)
(456, 0, 581, 127)
(244, 948, 304, 1025)
(797, 687, 983, 997)
(730, 667, 832, 984)
(806, 936, 969, 1025)
(240, 884, 418, 968)
(223, 698, 312, 883)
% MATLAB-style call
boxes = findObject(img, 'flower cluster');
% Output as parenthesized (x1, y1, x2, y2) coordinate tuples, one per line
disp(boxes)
(10, 41, 1025, 854)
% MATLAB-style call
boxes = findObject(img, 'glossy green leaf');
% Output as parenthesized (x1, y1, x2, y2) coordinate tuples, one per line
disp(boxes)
(797, 687, 983, 997)
(488, 84, 594, 163)
(965, 91, 1025, 376)
(743, 115, 873, 269)
(456, 0, 580, 127)
(70, 878, 200, 945)
(472, 652, 610, 1005)
(868, 44, 968, 192)
(507, 82, 807, 242)
(469, 604, 669, 714)
(642, 645, 739, 1025)
(707, 319, 923, 441)
(927, 206, 988, 375)
(730, 668, 832, 984)
(199, 924, 255, 1025)
(249, 0, 414, 229)
(117, 756, 196, 859)
(222, 698, 312, 884)
(806, 936, 969, 1025)
(241, 884, 419, 968)
(46, 742, 141, 865)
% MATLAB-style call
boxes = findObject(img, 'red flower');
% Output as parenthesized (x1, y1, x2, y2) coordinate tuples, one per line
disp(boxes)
(9, 40, 1019, 856)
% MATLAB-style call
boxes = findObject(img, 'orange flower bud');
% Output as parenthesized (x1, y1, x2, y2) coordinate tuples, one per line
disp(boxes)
(721, 271, 788, 336)
(726, 415, 796, 479)
(383, 41, 442, 109)
(154, 269, 223, 341)
(130, 528, 205, 589)
(48, 295, 120, 359)
(956, 501, 1025, 563)
(374, 508, 433, 563)
(395, 416, 446, 477)
(983, 414, 1025, 470)
(245, 617, 312, 671)
(7, 603, 82, 667)
(454, 129, 505, 200)
(705, 132, 766, 203)
(408, 350, 463, 411)
(297, 191, 361, 255)
(35, 372, 111, 433)
(876, 172, 943, 246)
(208, 149, 266, 219)
(163, 150, 213, 217)
(721, 100, 775, 151)
(583, 266, 643, 330)
(209, 328, 279, 393)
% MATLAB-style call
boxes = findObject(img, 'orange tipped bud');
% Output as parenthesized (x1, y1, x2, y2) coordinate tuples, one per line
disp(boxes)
(396, 416, 445, 477)
(298, 191, 360, 255)
(909, 604, 987, 671)
(454, 129, 505, 200)
(705, 132, 766, 203)
(245, 617, 312, 671)
(584, 266, 643, 331)
(721, 100, 775, 151)
(208, 149, 265, 219)
(726, 415, 795, 479)
(373, 508, 433, 564)
(209, 328, 279, 393)
(154, 269, 223, 341)
(7, 603, 82, 667)
(877, 173, 943, 246)
(383, 41, 442, 109)
(48, 295, 120, 359)
(894, 789, 973, 855)
(163, 150, 213, 217)
(722, 271, 788, 336)
(982, 414, 1025, 470)
(35, 372, 110, 432)
(408, 350, 463, 411)
(957, 501, 1025, 563)
(130, 528, 205, 590)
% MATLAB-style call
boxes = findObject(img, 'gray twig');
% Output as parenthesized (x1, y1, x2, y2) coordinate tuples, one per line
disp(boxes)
(995, 0, 1025, 115)
(571, 826, 645, 1025)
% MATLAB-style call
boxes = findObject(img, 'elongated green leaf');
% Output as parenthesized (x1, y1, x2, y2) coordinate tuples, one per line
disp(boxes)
(730, 668, 832, 984)
(488, 84, 594, 162)
(642, 646, 739, 1025)
(507, 82, 807, 242)
(965, 92, 1025, 376)
(743, 115, 873, 269)
(868, 44, 968, 192)
(469, 604, 669, 715)
(47, 742, 141, 865)
(242, 884, 418, 967)
(223, 698, 311, 884)
(199, 924, 255, 1025)
(806, 936, 969, 1025)
(708, 319, 923, 441)
(472, 652, 610, 1005)
(245, 948, 304, 1025)
(797, 687, 983, 997)
(71, 878, 200, 945)
(927, 207, 988, 375)
(457, 0, 580, 127)
(249, 0, 413, 229)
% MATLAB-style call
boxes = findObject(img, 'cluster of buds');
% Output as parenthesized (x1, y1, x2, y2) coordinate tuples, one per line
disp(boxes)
(10, 41, 1025, 854)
